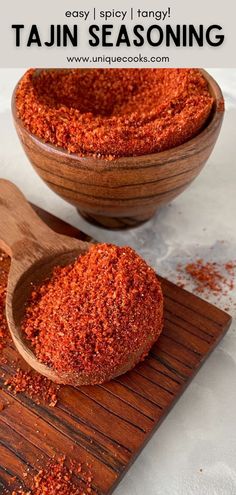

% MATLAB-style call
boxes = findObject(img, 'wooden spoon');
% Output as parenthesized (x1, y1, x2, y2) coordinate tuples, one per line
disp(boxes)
(0, 179, 92, 384)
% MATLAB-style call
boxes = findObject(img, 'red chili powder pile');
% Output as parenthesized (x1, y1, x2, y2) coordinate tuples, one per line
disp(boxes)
(176, 259, 236, 296)
(12, 457, 93, 495)
(22, 243, 163, 384)
(5, 368, 60, 407)
(16, 68, 214, 159)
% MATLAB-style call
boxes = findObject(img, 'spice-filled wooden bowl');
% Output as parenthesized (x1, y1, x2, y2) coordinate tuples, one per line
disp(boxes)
(12, 69, 224, 229)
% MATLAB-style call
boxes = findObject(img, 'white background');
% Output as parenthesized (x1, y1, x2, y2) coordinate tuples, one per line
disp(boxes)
(0, 68, 236, 494)
(1, 0, 236, 67)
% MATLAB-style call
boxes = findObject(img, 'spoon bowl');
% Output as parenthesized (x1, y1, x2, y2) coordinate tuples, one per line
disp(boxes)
(8, 250, 89, 385)
(0, 180, 152, 385)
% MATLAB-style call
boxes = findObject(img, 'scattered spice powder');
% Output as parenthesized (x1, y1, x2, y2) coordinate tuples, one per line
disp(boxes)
(12, 457, 93, 495)
(16, 68, 214, 159)
(176, 258, 236, 296)
(22, 243, 163, 384)
(5, 368, 60, 407)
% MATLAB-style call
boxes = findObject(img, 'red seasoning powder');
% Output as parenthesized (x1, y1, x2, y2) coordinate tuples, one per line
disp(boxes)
(22, 244, 163, 384)
(177, 259, 236, 296)
(15, 68, 214, 159)
(12, 457, 93, 495)
(5, 368, 60, 407)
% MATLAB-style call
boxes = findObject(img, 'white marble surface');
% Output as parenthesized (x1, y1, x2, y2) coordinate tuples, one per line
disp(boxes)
(0, 68, 236, 495)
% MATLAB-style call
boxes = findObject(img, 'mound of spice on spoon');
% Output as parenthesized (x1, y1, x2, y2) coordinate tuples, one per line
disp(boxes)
(22, 243, 163, 384)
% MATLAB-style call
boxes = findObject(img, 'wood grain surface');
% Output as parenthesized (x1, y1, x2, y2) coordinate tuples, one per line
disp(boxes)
(0, 206, 232, 494)
(12, 70, 224, 228)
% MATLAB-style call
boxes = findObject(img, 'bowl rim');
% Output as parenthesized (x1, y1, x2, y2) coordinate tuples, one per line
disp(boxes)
(12, 68, 224, 167)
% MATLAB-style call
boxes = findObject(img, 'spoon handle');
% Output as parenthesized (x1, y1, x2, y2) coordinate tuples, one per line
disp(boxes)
(0, 179, 57, 258)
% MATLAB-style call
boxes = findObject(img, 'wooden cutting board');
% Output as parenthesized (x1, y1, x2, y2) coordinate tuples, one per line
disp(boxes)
(0, 206, 232, 495)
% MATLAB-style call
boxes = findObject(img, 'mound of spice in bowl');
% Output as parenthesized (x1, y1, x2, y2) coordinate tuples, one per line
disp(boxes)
(15, 68, 214, 159)
(22, 243, 163, 385)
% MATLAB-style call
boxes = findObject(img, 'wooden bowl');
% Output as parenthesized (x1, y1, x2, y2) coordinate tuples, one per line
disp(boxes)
(12, 70, 224, 229)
